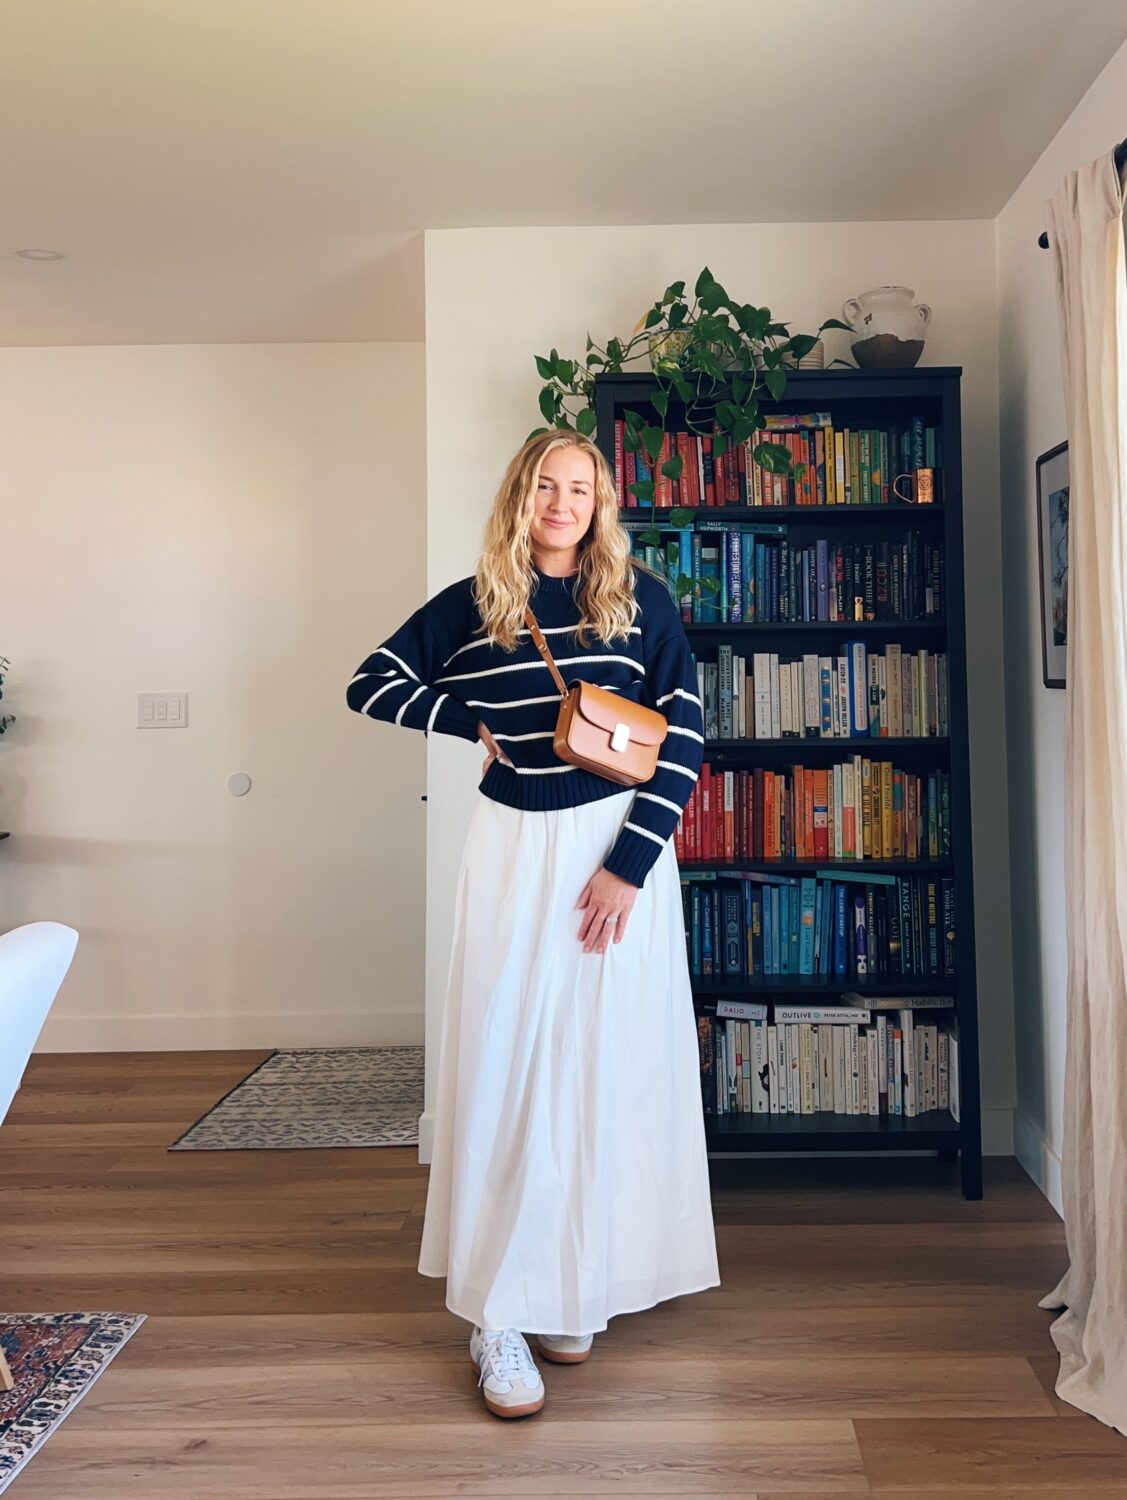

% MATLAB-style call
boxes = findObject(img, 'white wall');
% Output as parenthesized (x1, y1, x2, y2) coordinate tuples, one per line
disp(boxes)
(1, 342, 430, 1050)
(421, 221, 1015, 1160)
(996, 38, 1127, 1212)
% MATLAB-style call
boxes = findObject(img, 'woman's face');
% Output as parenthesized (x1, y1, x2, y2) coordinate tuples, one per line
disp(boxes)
(529, 446, 596, 565)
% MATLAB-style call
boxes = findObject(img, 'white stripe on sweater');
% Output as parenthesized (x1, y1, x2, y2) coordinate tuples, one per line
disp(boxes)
(658, 685, 702, 709)
(436, 654, 643, 685)
(372, 646, 420, 682)
(360, 677, 407, 714)
(623, 820, 666, 847)
(442, 624, 641, 667)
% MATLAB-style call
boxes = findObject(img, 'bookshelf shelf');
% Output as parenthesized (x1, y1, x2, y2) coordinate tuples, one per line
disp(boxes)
(597, 366, 982, 1198)
(704, 1108, 960, 1150)
(679, 858, 952, 876)
(703, 736, 949, 751)
(683, 622, 945, 639)
(691, 975, 955, 997)
(620, 502, 941, 525)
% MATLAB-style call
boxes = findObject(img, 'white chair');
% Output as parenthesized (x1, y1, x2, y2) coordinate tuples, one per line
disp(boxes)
(0, 921, 78, 1125)
(0, 921, 77, 1390)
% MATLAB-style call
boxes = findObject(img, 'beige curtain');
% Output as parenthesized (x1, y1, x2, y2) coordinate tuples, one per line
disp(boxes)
(1038, 151, 1127, 1436)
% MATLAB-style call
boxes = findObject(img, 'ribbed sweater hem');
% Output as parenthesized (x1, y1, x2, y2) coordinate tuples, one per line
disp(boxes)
(477, 756, 635, 812)
(600, 828, 661, 888)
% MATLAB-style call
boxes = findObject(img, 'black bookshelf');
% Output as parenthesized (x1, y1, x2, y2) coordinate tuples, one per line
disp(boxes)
(595, 367, 982, 1198)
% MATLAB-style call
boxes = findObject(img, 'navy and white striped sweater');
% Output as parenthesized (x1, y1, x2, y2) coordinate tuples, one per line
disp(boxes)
(346, 560, 704, 888)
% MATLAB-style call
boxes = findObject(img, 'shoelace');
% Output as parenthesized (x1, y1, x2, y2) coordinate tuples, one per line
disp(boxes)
(477, 1328, 535, 1389)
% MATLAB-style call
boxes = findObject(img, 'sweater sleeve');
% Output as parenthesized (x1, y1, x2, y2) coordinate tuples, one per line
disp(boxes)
(346, 596, 483, 743)
(601, 614, 704, 889)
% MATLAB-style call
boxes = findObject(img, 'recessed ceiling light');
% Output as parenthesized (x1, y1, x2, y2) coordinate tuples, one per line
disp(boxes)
(16, 248, 66, 260)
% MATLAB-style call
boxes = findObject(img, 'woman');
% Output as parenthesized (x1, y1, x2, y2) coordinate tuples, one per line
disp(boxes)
(347, 429, 720, 1418)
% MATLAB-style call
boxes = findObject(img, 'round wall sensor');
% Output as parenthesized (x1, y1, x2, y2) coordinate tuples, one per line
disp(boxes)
(226, 772, 252, 797)
(16, 248, 67, 260)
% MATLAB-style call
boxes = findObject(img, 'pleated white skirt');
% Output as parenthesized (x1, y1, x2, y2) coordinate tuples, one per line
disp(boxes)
(417, 785, 721, 1336)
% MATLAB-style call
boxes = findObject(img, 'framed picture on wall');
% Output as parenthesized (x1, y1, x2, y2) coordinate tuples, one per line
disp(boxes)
(1036, 441, 1069, 689)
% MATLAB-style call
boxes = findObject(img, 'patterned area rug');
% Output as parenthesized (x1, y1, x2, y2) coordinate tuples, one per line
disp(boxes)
(169, 1045, 424, 1150)
(0, 1313, 146, 1494)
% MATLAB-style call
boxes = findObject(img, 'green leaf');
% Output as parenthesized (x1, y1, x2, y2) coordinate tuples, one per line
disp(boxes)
(669, 506, 697, 527)
(585, 333, 593, 352)
(663, 281, 685, 304)
(713, 433, 729, 459)
(731, 377, 751, 403)
(527, 426, 550, 441)
(641, 424, 665, 464)
(670, 371, 693, 403)
(624, 408, 645, 431)
(652, 389, 669, 419)
(764, 367, 786, 399)
(622, 424, 640, 452)
(539, 386, 558, 423)
(662, 455, 684, 480)
(668, 301, 687, 330)
(554, 414, 573, 430)
(793, 461, 807, 486)
(694, 266, 716, 297)
(638, 528, 661, 548)
(535, 355, 553, 380)
(785, 334, 818, 360)
(645, 306, 663, 329)
(753, 440, 792, 474)
(628, 479, 655, 503)
(576, 406, 596, 436)
(819, 317, 854, 333)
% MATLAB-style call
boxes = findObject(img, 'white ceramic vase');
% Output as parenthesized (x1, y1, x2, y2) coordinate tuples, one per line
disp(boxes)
(842, 286, 931, 368)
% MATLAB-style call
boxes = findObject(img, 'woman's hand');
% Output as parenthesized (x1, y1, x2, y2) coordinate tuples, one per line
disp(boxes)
(479, 722, 514, 776)
(576, 867, 638, 953)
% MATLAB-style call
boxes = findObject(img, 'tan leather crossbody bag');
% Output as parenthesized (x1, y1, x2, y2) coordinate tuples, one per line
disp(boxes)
(523, 605, 668, 787)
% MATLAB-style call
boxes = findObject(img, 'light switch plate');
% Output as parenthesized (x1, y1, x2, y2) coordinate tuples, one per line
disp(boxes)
(138, 692, 188, 728)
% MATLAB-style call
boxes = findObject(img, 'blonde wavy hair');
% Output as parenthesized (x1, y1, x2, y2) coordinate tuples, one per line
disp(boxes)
(473, 429, 665, 651)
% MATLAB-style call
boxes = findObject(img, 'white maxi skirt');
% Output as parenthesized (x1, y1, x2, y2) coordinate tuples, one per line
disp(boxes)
(417, 785, 721, 1336)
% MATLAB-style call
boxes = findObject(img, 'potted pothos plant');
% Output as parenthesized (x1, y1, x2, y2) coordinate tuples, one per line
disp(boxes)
(530, 267, 848, 606)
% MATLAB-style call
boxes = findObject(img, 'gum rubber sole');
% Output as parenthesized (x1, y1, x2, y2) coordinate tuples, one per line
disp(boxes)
(536, 1341, 592, 1364)
(470, 1357, 545, 1419)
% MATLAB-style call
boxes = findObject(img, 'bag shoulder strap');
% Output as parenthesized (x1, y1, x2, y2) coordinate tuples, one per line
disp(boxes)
(523, 605, 569, 699)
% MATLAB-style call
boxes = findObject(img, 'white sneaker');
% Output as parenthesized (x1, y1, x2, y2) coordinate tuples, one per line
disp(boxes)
(469, 1326, 545, 1418)
(536, 1332, 594, 1364)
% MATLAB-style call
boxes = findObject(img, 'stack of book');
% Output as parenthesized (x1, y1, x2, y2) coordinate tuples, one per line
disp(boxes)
(680, 871, 956, 981)
(699, 994, 958, 1118)
(615, 412, 942, 508)
(699, 643, 948, 741)
(675, 761, 951, 863)
(624, 522, 944, 625)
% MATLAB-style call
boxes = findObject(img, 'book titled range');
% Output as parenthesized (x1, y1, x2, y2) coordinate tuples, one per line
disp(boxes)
(680, 872, 956, 981)
(701, 644, 948, 742)
(698, 1003, 959, 1119)
(674, 760, 951, 864)
(615, 412, 942, 508)
(627, 526, 943, 625)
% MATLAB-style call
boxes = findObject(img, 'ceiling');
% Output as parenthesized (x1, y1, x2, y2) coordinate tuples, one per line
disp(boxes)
(3, 0, 1126, 346)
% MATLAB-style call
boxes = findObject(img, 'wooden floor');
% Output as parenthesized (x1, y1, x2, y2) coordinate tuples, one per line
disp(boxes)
(2, 1051, 1125, 1498)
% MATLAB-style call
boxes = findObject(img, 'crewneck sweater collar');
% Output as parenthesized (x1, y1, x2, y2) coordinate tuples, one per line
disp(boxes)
(531, 561, 579, 597)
